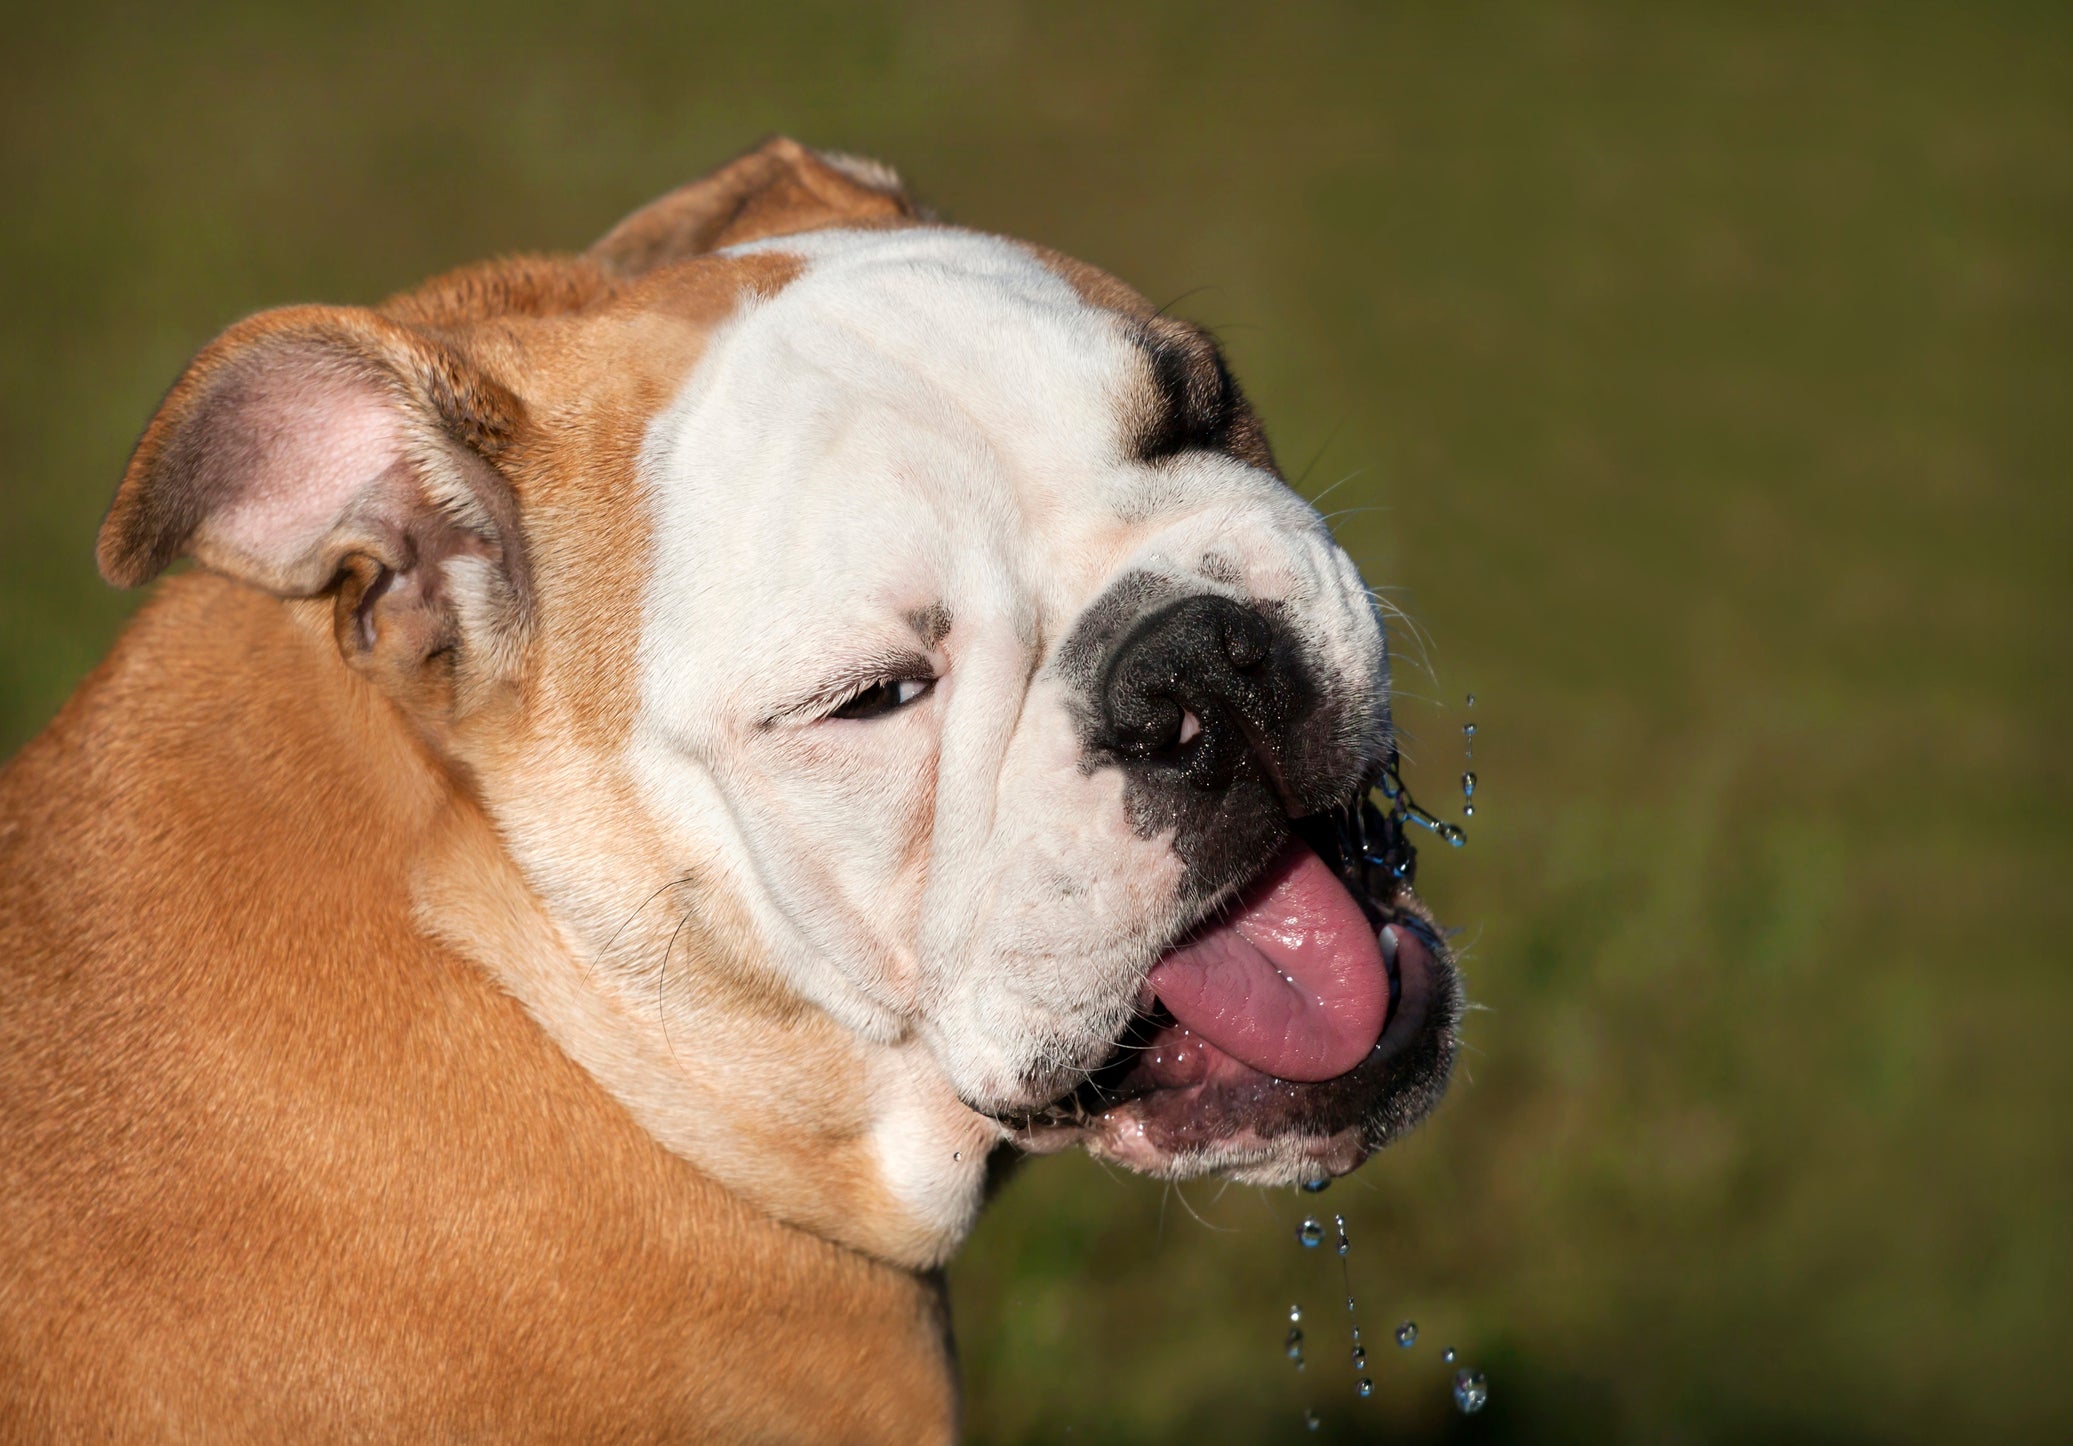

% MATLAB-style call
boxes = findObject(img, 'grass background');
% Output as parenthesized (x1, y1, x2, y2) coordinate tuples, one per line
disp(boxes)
(3, 2, 2066, 1440)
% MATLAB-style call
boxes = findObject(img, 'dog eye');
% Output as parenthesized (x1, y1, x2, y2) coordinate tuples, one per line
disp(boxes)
(829, 675, 935, 721)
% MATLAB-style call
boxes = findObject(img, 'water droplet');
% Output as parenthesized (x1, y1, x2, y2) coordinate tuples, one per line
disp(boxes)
(1285, 1326, 1305, 1361)
(1333, 1215, 1350, 1256)
(1443, 1347, 1457, 1364)
(1463, 804, 1475, 816)
(1351, 1345, 1367, 1371)
(1439, 822, 1467, 848)
(1299, 1175, 1331, 1193)
(1346, 1295, 1356, 1312)
(1303, 1409, 1322, 1432)
(1289, 1304, 1303, 1324)
(1395, 1320, 1417, 1348)
(1465, 693, 1476, 708)
(1297, 1218, 1325, 1248)
(1461, 770, 1476, 800)
(1463, 722, 1477, 738)
(1356, 1377, 1374, 1398)
(1453, 1368, 1489, 1415)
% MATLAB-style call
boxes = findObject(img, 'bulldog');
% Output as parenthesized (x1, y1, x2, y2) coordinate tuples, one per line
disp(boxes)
(0, 138, 1459, 1440)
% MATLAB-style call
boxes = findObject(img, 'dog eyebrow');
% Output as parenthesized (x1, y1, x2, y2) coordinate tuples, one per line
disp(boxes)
(1127, 317, 1276, 472)
(907, 602, 952, 648)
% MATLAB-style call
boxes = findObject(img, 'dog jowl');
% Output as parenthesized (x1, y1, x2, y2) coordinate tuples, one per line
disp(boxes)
(0, 138, 1458, 1440)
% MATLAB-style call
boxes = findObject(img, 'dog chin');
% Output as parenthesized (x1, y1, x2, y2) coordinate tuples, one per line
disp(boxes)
(997, 798, 1463, 1184)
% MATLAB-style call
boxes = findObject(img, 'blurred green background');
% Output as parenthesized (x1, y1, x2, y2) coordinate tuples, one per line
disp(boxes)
(3, 2, 2066, 1440)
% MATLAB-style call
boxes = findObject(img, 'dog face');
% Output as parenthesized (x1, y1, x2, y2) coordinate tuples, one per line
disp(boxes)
(98, 141, 1458, 1268)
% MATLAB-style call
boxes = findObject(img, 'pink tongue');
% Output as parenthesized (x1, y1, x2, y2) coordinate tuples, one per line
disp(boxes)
(1145, 841, 1389, 1082)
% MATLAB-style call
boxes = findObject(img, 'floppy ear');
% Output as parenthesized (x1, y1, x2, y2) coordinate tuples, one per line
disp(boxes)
(98, 304, 531, 713)
(589, 135, 921, 278)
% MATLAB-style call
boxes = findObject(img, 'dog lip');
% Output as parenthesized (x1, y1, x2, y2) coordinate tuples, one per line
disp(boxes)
(1371, 919, 1436, 1061)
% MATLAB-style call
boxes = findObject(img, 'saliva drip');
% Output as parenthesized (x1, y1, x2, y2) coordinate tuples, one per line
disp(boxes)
(1295, 1206, 1478, 1423)
(1402, 807, 1468, 848)
(1461, 693, 1479, 817)
(1453, 1368, 1490, 1414)
(1332, 1215, 1371, 1402)
(1285, 1300, 1318, 1425)
(1286, 1192, 1492, 1425)
(1372, 754, 1466, 856)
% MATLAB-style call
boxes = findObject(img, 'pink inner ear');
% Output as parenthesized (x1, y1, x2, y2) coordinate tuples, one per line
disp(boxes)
(207, 371, 409, 578)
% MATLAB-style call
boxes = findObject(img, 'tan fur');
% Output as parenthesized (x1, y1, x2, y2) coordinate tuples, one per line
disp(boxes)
(1, 140, 956, 1441)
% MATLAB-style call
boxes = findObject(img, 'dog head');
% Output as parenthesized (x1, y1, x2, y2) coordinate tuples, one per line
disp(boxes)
(98, 139, 1459, 1267)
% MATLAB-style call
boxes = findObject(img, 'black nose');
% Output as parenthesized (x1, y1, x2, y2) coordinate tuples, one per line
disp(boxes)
(1099, 594, 1295, 792)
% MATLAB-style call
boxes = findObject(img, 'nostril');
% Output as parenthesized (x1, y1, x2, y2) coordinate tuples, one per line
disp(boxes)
(1146, 700, 1202, 757)
(1119, 696, 1192, 758)
(1220, 615, 1270, 672)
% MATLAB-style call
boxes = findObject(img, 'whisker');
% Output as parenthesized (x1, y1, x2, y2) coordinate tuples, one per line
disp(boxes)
(1365, 588, 1438, 691)
(1319, 504, 1386, 530)
(1153, 285, 1218, 319)
(1292, 420, 1349, 492)
(656, 907, 696, 1067)
(1171, 1178, 1234, 1233)
(589, 874, 698, 982)
(1304, 466, 1370, 511)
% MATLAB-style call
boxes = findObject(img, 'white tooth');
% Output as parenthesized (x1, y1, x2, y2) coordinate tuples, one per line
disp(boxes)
(1177, 709, 1201, 746)
(1379, 924, 1400, 967)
